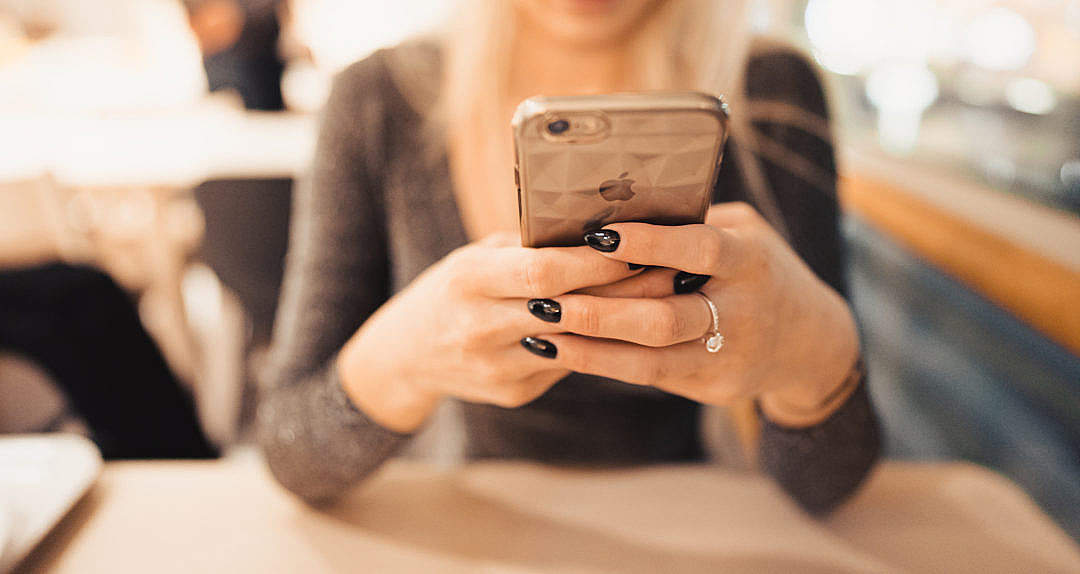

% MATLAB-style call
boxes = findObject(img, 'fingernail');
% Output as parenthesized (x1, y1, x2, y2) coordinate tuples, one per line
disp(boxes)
(674, 271, 711, 294)
(628, 263, 645, 270)
(527, 298, 561, 323)
(521, 336, 557, 359)
(584, 229, 620, 252)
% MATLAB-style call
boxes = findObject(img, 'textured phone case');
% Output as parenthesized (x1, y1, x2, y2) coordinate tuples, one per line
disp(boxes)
(514, 92, 728, 247)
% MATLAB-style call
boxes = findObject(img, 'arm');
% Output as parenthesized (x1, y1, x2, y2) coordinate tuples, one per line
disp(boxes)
(256, 55, 409, 504)
(558, 49, 880, 515)
(744, 49, 880, 514)
(257, 54, 645, 502)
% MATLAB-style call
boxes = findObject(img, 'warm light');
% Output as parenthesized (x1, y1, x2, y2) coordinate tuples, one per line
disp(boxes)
(804, 0, 878, 75)
(804, 0, 940, 76)
(291, 0, 451, 73)
(965, 8, 1036, 71)
(865, 64, 939, 154)
(1005, 78, 1057, 115)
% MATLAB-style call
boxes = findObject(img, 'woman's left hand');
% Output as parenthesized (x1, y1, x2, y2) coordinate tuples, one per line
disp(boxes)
(519, 202, 860, 425)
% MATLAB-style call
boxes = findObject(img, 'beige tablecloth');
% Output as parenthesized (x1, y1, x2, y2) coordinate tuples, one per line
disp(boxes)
(19, 456, 1080, 573)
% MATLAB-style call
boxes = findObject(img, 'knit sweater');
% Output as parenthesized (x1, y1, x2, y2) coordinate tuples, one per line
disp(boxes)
(257, 39, 880, 514)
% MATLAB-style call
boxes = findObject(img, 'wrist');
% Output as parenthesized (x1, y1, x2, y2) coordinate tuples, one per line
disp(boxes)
(335, 341, 442, 434)
(759, 299, 861, 427)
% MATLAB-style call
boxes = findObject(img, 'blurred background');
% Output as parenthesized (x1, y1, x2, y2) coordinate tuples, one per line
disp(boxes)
(0, 0, 1077, 539)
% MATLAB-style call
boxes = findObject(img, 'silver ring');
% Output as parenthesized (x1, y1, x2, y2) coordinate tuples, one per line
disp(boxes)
(695, 292, 725, 353)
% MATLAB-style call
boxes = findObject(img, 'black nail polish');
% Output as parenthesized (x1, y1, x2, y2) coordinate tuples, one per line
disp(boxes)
(584, 229, 620, 252)
(527, 298, 561, 323)
(628, 263, 645, 271)
(521, 336, 557, 359)
(674, 271, 711, 294)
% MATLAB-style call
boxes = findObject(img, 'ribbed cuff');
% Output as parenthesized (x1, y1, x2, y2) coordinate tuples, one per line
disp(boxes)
(757, 378, 881, 515)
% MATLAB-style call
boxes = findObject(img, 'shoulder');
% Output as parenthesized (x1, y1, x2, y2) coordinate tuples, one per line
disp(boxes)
(315, 39, 442, 174)
(326, 37, 442, 124)
(744, 39, 829, 118)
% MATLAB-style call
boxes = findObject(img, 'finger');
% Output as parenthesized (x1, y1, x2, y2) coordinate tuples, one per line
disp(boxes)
(454, 346, 568, 407)
(538, 334, 710, 388)
(521, 294, 713, 347)
(491, 368, 569, 407)
(520, 333, 743, 404)
(585, 222, 741, 278)
(574, 267, 679, 298)
(463, 245, 642, 299)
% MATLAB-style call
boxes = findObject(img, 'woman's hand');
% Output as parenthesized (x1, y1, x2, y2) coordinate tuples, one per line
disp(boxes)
(517, 202, 860, 427)
(336, 233, 641, 433)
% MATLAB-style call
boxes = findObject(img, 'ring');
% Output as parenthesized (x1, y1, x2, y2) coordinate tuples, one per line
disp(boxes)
(695, 292, 725, 353)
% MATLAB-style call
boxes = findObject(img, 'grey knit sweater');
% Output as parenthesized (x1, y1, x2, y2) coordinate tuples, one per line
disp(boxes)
(257, 40, 880, 514)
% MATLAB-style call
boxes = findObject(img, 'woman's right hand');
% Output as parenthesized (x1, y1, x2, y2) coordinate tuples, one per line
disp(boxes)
(336, 233, 640, 433)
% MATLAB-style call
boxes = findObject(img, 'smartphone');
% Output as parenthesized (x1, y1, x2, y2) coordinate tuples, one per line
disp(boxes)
(513, 91, 729, 248)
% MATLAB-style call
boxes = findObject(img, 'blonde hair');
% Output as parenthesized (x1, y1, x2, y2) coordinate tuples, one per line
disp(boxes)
(428, 1, 847, 460)
(437, 0, 823, 240)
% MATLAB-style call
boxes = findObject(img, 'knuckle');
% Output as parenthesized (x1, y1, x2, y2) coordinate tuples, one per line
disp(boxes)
(522, 253, 558, 297)
(742, 235, 770, 277)
(456, 314, 489, 351)
(730, 201, 758, 222)
(574, 299, 603, 335)
(698, 227, 728, 273)
(443, 248, 476, 292)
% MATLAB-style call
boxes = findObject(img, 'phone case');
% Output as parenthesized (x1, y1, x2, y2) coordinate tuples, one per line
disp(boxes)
(513, 92, 729, 248)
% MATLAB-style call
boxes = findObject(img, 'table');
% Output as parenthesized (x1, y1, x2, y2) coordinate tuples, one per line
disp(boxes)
(17, 456, 1080, 573)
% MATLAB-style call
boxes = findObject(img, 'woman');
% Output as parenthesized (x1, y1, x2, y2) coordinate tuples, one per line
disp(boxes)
(258, 0, 880, 513)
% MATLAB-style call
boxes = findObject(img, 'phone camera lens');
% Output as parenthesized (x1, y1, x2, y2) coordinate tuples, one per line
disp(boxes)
(547, 119, 570, 135)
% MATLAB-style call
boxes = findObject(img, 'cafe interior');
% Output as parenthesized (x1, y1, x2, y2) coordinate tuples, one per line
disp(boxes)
(1, 0, 1078, 572)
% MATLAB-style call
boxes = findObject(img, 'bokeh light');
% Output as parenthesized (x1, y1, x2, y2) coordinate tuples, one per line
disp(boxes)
(964, 7, 1036, 71)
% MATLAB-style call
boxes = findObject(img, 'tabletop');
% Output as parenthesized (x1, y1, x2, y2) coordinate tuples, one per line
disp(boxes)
(16, 455, 1080, 574)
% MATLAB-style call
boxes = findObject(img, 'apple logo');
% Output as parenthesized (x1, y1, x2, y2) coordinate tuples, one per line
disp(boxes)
(598, 172, 635, 201)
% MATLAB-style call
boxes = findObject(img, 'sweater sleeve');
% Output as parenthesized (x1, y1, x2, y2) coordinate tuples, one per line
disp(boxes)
(742, 48, 882, 514)
(256, 53, 410, 504)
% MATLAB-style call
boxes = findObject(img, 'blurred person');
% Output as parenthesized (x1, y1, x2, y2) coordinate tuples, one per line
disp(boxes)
(184, 0, 285, 110)
(0, 264, 217, 459)
(0, 1, 215, 458)
(184, 0, 292, 433)
(184, 0, 291, 339)
(259, 0, 880, 513)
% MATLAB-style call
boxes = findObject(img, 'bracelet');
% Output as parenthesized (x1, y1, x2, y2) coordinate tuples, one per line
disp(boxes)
(760, 357, 865, 426)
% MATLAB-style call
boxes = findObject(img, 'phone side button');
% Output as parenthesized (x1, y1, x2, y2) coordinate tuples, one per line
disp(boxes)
(515, 166, 523, 219)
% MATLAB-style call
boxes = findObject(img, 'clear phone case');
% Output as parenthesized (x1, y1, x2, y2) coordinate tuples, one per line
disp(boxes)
(513, 92, 729, 247)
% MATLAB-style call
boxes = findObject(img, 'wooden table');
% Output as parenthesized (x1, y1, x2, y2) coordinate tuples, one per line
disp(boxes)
(18, 456, 1080, 573)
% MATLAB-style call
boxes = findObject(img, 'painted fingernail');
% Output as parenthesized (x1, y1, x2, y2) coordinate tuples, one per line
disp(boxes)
(521, 336, 557, 359)
(628, 263, 645, 270)
(674, 271, 711, 294)
(584, 229, 620, 252)
(527, 298, 561, 323)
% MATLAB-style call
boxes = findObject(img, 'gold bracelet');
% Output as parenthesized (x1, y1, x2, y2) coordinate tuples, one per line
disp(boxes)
(762, 357, 865, 425)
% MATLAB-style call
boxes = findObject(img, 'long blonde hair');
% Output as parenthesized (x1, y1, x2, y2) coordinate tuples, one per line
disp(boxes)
(438, 0, 808, 239)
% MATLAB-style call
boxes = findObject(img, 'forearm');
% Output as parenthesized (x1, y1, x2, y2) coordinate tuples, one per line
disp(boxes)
(257, 362, 410, 504)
